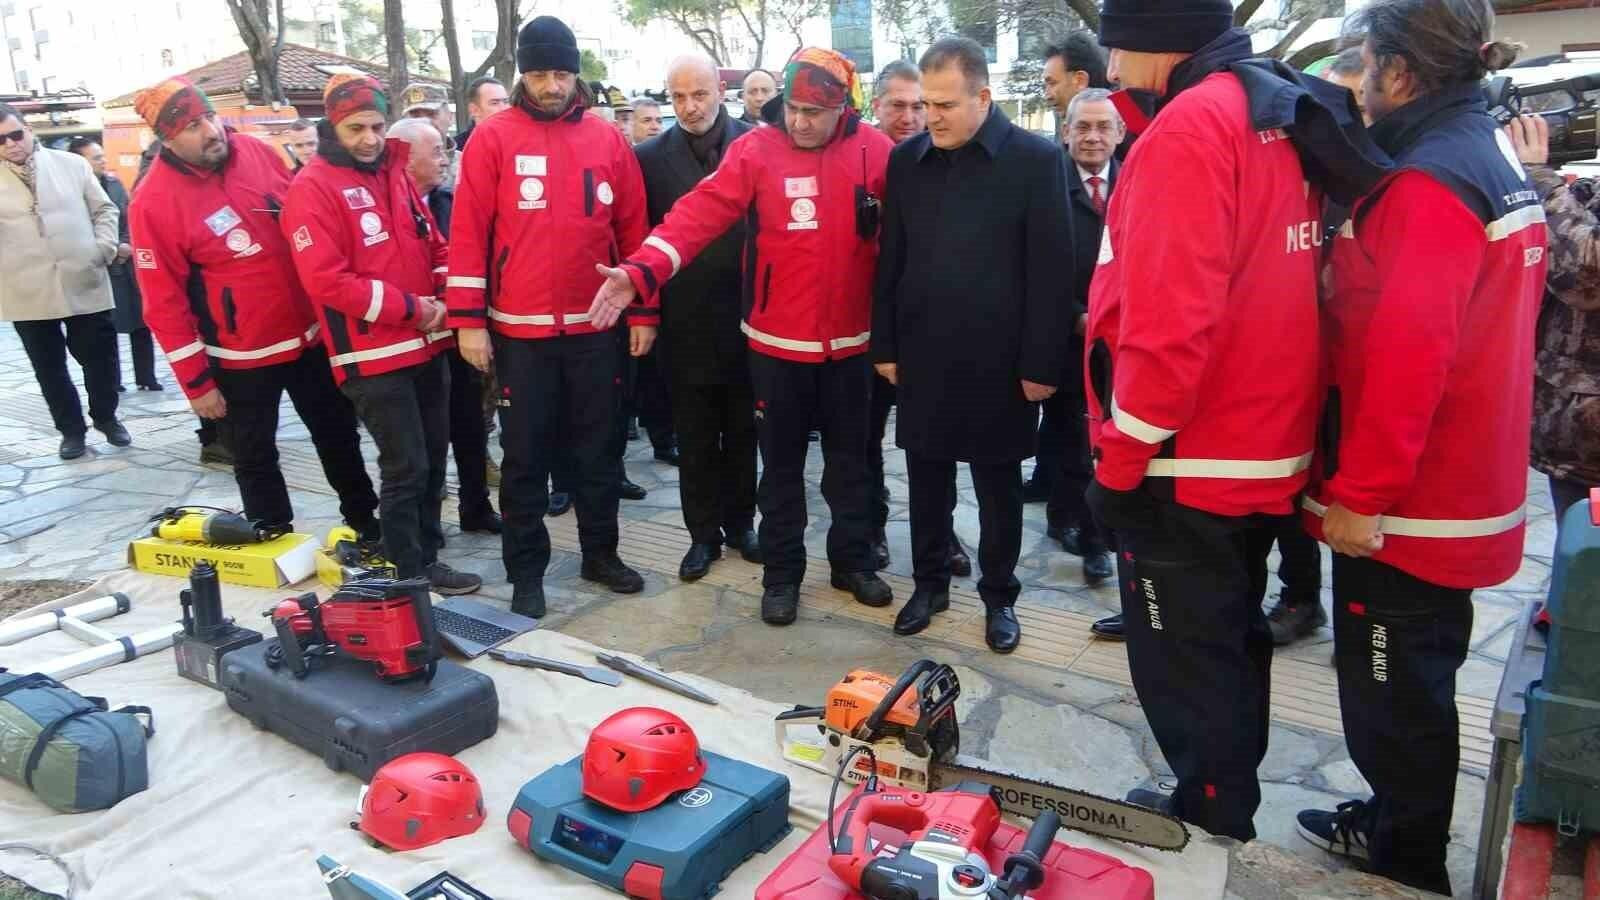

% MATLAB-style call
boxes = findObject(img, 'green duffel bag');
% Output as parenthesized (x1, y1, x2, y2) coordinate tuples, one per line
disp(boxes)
(0, 670, 154, 813)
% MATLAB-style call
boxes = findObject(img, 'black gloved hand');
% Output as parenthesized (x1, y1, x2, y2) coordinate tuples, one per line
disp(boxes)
(1085, 480, 1159, 535)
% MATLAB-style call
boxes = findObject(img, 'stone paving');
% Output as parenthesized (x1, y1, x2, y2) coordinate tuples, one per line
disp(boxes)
(0, 325, 1567, 899)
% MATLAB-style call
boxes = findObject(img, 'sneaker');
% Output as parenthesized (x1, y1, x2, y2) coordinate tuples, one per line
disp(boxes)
(1297, 800, 1372, 861)
(199, 441, 234, 466)
(581, 554, 645, 594)
(1267, 596, 1328, 646)
(94, 419, 132, 447)
(425, 562, 482, 596)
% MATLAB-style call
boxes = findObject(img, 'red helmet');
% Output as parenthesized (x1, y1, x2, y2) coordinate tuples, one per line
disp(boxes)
(582, 707, 704, 812)
(357, 753, 485, 850)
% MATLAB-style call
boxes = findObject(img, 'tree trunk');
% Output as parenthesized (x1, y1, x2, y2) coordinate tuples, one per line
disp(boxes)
(1233, 0, 1268, 27)
(224, 0, 286, 105)
(1063, 0, 1099, 30)
(384, 0, 409, 106)
(441, 0, 467, 130)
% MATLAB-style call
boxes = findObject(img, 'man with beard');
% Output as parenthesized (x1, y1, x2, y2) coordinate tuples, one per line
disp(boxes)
(633, 55, 759, 581)
(447, 16, 656, 618)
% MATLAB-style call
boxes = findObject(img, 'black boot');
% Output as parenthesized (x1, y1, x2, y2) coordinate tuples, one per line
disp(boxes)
(985, 604, 1022, 653)
(679, 542, 721, 581)
(460, 506, 503, 534)
(948, 534, 972, 578)
(725, 528, 762, 564)
(581, 554, 645, 594)
(618, 479, 648, 501)
(871, 529, 891, 570)
(59, 433, 86, 460)
(893, 586, 950, 636)
(511, 581, 546, 618)
(831, 571, 893, 608)
(762, 584, 800, 625)
(1083, 551, 1113, 585)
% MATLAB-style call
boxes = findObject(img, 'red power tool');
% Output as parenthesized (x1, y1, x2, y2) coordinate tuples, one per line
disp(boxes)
(266, 576, 442, 682)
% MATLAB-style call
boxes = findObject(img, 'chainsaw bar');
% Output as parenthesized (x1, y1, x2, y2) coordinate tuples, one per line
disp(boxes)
(932, 754, 1191, 852)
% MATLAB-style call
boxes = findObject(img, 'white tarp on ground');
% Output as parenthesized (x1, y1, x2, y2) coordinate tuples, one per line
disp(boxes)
(0, 571, 1228, 899)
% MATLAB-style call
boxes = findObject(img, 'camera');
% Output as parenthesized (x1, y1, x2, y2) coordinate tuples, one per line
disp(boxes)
(1485, 73, 1598, 165)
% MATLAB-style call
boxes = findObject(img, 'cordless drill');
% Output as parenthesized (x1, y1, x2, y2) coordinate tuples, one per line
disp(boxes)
(151, 506, 283, 544)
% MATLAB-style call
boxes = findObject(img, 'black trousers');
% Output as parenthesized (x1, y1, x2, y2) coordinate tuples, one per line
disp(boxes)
(1275, 517, 1322, 604)
(446, 349, 492, 516)
(123, 327, 157, 388)
(908, 453, 1022, 607)
(1029, 391, 1068, 490)
(673, 379, 757, 545)
(1045, 392, 1108, 553)
(1332, 555, 1470, 896)
(631, 346, 675, 452)
(1115, 499, 1279, 841)
(340, 354, 450, 579)
(212, 347, 377, 532)
(14, 311, 120, 437)
(869, 374, 897, 529)
(748, 351, 873, 585)
(496, 332, 621, 583)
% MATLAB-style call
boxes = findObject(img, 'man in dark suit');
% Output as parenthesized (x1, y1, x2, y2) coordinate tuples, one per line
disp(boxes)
(873, 37, 1074, 652)
(1049, 88, 1120, 615)
(634, 54, 762, 580)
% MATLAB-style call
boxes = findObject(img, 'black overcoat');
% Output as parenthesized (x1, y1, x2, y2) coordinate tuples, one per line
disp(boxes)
(871, 106, 1075, 463)
(101, 173, 143, 334)
(1061, 158, 1116, 388)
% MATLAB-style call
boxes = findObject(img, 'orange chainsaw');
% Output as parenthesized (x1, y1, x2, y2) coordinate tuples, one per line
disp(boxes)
(774, 659, 1190, 852)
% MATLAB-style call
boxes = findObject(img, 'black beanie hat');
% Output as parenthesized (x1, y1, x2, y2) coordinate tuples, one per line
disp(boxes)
(1098, 0, 1235, 54)
(517, 16, 580, 74)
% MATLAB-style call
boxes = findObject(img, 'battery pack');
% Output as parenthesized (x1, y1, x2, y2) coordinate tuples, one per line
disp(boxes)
(508, 751, 791, 900)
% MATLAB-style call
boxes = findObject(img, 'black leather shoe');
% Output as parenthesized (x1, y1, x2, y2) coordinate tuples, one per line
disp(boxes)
(762, 584, 800, 625)
(985, 605, 1022, 653)
(511, 581, 546, 618)
(460, 507, 503, 534)
(137, 380, 164, 391)
(59, 433, 86, 460)
(1083, 551, 1113, 585)
(95, 419, 132, 447)
(893, 587, 950, 636)
(619, 479, 648, 501)
(679, 542, 721, 581)
(654, 445, 680, 466)
(871, 529, 891, 570)
(1021, 479, 1051, 503)
(547, 492, 573, 516)
(581, 554, 645, 594)
(948, 534, 972, 578)
(1125, 787, 1175, 814)
(1047, 524, 1084, 556)
(725, 528, 762, 563)
(1090, 613, 1125, 640)
(832, 571, 893, 607)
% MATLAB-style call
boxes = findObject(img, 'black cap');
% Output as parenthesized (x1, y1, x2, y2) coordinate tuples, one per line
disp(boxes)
(1098, 0, 1235, 54)
(517, 16, 580, 74)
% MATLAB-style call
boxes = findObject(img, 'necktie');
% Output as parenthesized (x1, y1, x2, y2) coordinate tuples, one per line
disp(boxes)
(1087, 175, 1106, 216)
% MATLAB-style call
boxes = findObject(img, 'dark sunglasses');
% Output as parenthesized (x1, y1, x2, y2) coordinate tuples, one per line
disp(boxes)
(0, 129, 25, 145)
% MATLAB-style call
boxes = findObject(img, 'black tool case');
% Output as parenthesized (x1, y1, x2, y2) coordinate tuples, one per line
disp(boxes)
(220, 642, 498, 780)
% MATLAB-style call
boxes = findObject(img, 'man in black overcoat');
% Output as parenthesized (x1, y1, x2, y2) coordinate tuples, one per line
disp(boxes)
(634, 55, 762, 580)
(872, 37, 1074, 653)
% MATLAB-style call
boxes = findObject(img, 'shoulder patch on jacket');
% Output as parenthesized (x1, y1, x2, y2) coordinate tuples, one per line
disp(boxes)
(292, 225, 314, 252)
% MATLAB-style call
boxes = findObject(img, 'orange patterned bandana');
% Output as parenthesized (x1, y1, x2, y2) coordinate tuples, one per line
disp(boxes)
(782, 48, 863, 112)
(323, 73, 389, 125)
(134, 77, 214, 140)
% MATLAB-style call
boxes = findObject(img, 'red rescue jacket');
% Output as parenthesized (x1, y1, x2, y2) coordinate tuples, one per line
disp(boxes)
(1085, 72, 1323, 517)
(444, 99, 653, 338)
(281, 137, 452, 383)
(130, 131, 320, 399)
(1304, 84, 1548, 588)
(620, 114, 892, 363)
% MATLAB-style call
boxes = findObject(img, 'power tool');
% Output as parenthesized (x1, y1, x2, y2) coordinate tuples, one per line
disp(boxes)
(315, 525, 395, 587)
(150, 506, 283, 544)
(266, 576, 442, 682)
(775, 660, 1189, 851)
(756, 778, 1155, 900)
(173, 561, 262, 689)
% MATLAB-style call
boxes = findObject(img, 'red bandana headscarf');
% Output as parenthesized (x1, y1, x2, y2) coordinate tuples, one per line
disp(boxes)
(324, 74, 390, 125)
(782, 48, 863, 112)
(133, 77, 214, 140)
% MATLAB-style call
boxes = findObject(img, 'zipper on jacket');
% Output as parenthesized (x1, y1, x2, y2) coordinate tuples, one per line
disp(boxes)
(760, 264, 773, 313)
(583, 168, 596, 218)
(221, 288, 238, 334)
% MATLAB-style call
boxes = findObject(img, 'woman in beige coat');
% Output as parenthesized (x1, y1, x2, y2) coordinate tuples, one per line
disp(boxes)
(0, 101, 129, 459)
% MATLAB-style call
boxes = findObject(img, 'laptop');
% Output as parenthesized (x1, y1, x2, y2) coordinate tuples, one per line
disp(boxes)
(432, 595, 539, 658)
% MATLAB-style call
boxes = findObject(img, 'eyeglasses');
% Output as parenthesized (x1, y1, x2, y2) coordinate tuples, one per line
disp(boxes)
(0, 129, 25, 145)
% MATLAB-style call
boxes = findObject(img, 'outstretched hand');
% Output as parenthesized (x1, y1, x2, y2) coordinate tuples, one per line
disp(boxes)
(588, 264, 638, 331)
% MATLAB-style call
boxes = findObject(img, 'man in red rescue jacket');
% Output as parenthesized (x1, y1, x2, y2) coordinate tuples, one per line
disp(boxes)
(590, 47, 896, 626)
(1081, 3, 1323, 842)
(282, 74, 480, 594)
(1292, 2, 1546, 892)
(129, 77, 378, 539)
(446, 16, 655, 618)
